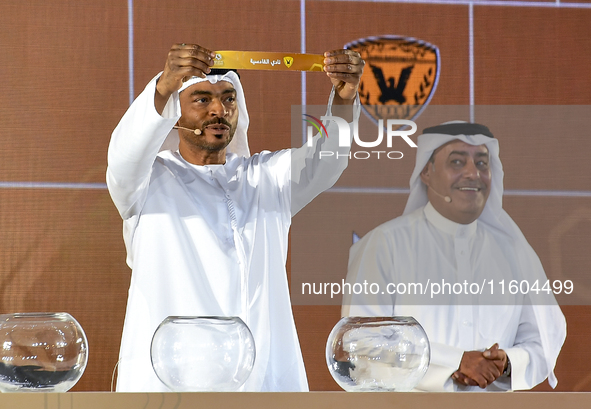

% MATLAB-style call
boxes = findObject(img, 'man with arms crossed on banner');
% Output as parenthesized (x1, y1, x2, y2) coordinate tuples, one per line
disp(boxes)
(107, 43, 363, 392)
(343, 122, 566, 391)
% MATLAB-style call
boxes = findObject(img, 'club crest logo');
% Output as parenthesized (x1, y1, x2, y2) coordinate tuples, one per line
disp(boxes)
(345, 36, 440, 124)
(283, 56, 294, 68)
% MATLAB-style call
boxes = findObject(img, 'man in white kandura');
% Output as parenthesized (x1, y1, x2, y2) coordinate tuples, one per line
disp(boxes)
(343, 122, 566, 391)
(107, 43, 363, 392)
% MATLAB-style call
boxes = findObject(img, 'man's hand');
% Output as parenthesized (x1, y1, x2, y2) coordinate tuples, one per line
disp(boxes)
(452, 370, 479, 387)
(483, 343, 508, 375)
(155, 43, 216, 114)
(452, 344, 507, 389)
(323, 49, 365, 104)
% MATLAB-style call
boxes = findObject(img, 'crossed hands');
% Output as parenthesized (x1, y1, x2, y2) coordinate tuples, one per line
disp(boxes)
(452, 343, 508, 389)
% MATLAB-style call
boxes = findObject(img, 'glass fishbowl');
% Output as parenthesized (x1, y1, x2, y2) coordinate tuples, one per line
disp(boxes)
(326, 316, 430, 391)
(151, 316, 255, 392)
(0, 312, 89, 392)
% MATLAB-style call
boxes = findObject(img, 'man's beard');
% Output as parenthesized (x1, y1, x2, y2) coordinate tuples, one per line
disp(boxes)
(184, 117, 237, 151)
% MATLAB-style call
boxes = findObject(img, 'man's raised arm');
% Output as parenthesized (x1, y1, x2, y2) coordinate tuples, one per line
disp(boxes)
(106, 44, 215, 219)
(290, 49, 364, 216)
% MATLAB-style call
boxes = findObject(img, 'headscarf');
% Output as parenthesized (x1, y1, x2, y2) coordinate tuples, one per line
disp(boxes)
(160, 71, 250, 158)
(405, 121, 566, 388)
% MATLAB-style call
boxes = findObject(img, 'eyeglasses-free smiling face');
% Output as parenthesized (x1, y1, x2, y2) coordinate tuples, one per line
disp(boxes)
(177, 80, 239, 165)
(420, 140, 492, 225)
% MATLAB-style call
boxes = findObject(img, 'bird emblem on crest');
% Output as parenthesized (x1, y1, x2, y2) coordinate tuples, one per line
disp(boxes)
(345, 36, 440, 124)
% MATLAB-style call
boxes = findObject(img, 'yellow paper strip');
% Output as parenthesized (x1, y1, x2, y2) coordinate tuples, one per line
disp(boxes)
(213, 51, 325, 72)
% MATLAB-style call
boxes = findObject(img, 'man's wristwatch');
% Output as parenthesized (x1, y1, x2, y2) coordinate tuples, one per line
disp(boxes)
(503, 357, 512, 377)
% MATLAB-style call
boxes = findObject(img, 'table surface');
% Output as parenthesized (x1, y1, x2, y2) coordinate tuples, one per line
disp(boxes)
(0, 392, 590, 409)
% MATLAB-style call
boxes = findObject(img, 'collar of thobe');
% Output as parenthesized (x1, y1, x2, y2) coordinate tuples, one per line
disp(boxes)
(424, 202, 478, 238)
(161, 71, 251, 158)
(175, 150, 238, 176)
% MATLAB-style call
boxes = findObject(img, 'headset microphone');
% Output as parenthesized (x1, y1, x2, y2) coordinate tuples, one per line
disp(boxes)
(428, 185, 452, 203)
(174, 126, 202, 135)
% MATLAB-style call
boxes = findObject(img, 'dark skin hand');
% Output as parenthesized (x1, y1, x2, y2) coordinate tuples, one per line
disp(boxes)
(323, 49, 364, 122)
(452, 343, 508, 388)
(323, 49, 364, 104)
(155, 44, 216, 115)
(153, 44, 365, 115)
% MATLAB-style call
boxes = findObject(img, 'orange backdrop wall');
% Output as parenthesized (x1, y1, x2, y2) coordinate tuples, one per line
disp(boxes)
(1, 0, 589, 392)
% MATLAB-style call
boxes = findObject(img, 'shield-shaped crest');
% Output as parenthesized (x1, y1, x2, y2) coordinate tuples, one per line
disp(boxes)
(345, 36, 440, 124)
(284, 56, 294, 68)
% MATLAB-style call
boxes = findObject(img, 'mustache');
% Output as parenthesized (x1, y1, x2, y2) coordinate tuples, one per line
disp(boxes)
(202, 118, 233, 128)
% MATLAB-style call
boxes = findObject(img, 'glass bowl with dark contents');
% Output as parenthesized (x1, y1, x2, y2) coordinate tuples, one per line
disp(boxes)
(0, 312, 88, 392)
(326, 316, 430, 392)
